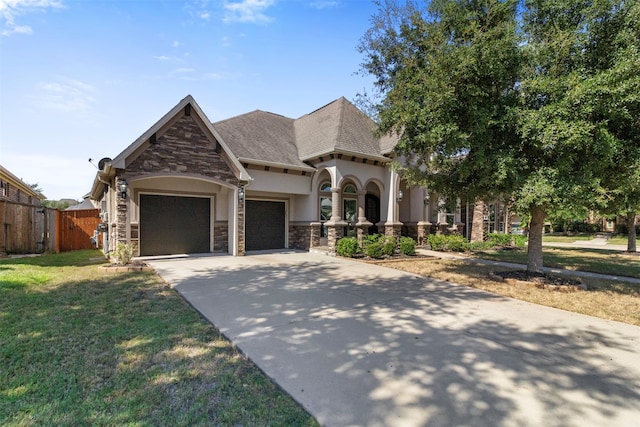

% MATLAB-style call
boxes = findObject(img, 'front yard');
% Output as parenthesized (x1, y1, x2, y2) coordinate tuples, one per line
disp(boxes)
(376, 246, 640, 326)
(0, 250, 317, 426)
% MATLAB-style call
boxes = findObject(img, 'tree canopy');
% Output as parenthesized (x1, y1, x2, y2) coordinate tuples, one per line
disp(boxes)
(359, 0, 640, 271)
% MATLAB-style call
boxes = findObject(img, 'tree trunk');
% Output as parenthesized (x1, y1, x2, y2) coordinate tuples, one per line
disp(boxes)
(627, 211, 637, 253)
(470, 200, 485, 242)
(527, 206, 547, 274)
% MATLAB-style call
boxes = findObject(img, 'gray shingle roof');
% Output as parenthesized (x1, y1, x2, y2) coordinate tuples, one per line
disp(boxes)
(213, 97, 398, 169)
(214, 110, 310, 170)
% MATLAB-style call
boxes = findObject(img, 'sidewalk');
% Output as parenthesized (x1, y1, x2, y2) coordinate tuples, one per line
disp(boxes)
(416, 248, 640, 285)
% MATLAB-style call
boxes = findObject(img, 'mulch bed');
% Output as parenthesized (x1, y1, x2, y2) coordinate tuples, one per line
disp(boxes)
(488, 270, 587, 292)
(98, 262, 153, 273)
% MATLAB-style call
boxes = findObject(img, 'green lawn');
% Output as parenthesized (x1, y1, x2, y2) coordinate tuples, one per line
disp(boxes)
(1, 250, 317, 427)
(541, 234, 594, 243)
(473, 246, 640, 278)
(608, 236, 631, 246)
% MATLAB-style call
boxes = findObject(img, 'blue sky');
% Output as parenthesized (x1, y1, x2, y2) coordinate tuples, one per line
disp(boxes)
(0, 0, 378, 200)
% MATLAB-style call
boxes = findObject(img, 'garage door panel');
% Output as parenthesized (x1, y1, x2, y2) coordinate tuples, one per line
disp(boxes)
(140, 195, 211, 256)
(245, 200, 285, 251)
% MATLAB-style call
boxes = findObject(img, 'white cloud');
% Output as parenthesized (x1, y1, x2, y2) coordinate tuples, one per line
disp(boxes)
(172, 40, 181, 48)
(223, 0, 274, 24)
(308, 1, 339, 10)
(0, 0, 63, 36)
(31, 78, 96, 112)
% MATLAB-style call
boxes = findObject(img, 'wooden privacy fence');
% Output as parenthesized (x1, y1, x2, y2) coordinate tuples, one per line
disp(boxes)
(1, 200, 56, 254)
(1, 200, 101, 255)
(56, 209, 102, 252)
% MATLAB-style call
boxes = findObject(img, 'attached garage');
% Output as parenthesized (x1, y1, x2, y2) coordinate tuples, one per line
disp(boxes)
(245, 200, 286, 251)
(140, 194, 211, 256)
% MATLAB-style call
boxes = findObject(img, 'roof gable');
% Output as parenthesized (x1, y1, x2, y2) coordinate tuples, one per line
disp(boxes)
(294, 97, 391, 161)
(110, 95, 250, 182)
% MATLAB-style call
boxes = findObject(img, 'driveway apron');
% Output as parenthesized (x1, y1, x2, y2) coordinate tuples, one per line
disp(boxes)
(149, 252, 640, 427)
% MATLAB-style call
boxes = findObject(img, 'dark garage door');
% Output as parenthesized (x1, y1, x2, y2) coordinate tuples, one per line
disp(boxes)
(140, 194, 211, 256)
(245, 200, 285, 251)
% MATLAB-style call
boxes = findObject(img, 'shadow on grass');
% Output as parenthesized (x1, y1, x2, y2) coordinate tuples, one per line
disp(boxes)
(150, 254, 640, 426)
(1, 261, 316, 426)
(474, 247, 640, 279)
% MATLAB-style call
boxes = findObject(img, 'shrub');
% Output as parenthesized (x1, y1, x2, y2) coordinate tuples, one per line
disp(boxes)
(336, 237, 360, 257)
(427, 234, 469, 252)
(447, 235, 469, 252)
(382, 236, 396, 256)
(427, 234, 448, 251)
(113, 242, 134, 265)
(616, 223, 640, 235)
(399, 237, 416, 256)
(364, 242, 384, 259)
(468, 240, 493, 251)
(486, 233, 512, 247)
(513, 235, 528, 248)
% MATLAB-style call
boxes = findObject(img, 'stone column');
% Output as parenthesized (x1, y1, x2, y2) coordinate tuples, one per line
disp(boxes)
(309, 222, 321, 248)
(237, 189, 245, 256)
(355, 190, 372, 246)
(417, 221, 432, 246)
(115, 176, 129, 248)
(384, 171, 402, 239)
(326, 187, 347, 253)
(330, 187, 342, 223)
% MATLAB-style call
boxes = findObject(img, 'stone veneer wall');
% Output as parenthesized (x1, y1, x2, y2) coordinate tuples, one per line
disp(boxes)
(127, 115, 240, 187)
(213, 221, 229, 252)
(289, 222, 316, 250)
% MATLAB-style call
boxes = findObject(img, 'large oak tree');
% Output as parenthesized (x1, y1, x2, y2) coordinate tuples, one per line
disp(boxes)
(359, 0, 638, 272)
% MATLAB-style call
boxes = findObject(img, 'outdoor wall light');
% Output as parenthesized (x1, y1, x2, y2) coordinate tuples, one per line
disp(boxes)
(424, 193, 430, 205)
(396, 190, 403, 203)
(119, 179, 128, 199)
(238, 186, 245, 202)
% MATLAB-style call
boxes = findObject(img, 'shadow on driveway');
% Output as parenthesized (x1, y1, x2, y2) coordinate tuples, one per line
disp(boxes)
(150, 252, 640, 427)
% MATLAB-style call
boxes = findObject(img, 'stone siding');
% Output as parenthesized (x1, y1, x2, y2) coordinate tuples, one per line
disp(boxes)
(127, 115, 239, 187)
(214, 221, 229, 252)
(289, 222, 317, 250)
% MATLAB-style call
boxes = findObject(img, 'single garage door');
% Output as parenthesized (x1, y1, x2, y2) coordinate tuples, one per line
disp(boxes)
(140, 194, 211, 256)
(245, 200, 285, 251)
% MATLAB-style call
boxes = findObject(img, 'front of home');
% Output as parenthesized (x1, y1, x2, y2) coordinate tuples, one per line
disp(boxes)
(90, 95, 510, 257)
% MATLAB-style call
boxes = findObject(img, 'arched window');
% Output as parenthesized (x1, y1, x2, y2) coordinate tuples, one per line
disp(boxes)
(343, 184, 357, 194)
(320, 182, 331, 192)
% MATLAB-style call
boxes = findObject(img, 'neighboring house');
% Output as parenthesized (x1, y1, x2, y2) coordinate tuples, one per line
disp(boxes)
(1, 164, 48, 254)
(66, 194, 97, 211)
(90, 95, 489, 257)
(0, 164, 44, 206)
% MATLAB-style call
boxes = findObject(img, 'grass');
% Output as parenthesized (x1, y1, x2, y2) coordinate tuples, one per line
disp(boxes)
(1, 250, 317, 427)
(542, 234, 594, 243)
(608, 235, 631, 246)
(374, 257, 640, 326)
(471, 246, 640, 278)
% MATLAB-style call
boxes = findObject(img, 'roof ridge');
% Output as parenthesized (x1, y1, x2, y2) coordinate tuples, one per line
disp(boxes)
(215, 109, 292, 125)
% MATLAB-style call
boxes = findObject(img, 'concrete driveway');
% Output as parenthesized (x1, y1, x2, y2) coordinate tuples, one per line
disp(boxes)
(149, 251, 640, 427)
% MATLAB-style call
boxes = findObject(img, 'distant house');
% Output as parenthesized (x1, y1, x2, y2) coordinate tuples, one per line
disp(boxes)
(0, 164, 44, 206)
(90, 95, 509, 257)
(1, 164, 48, 254)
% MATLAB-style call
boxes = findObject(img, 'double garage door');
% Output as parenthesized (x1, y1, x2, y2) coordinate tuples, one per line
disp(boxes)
(139, 195, 286, 256)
